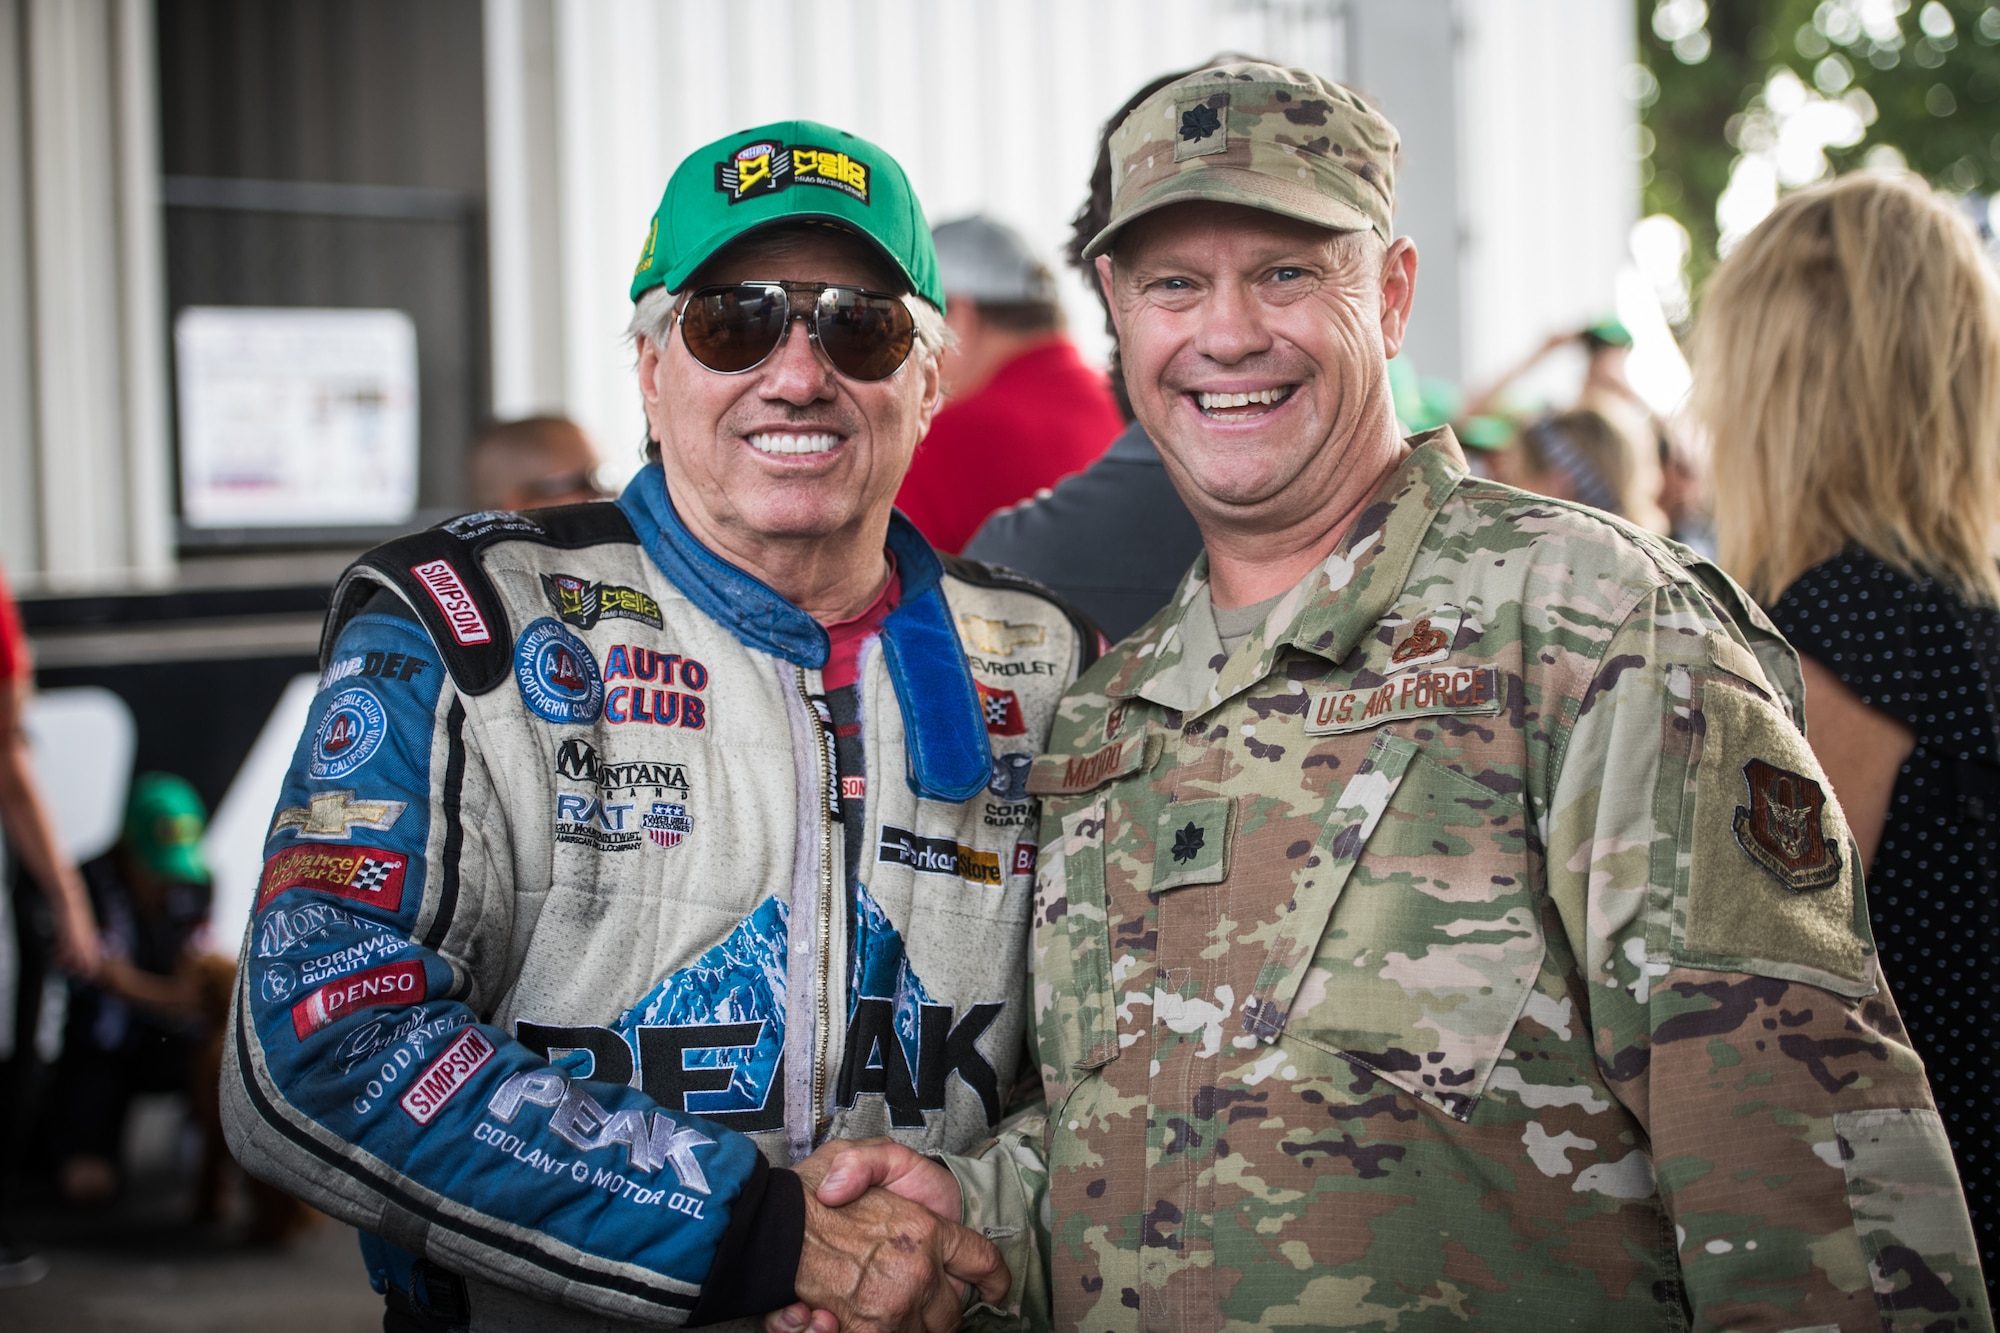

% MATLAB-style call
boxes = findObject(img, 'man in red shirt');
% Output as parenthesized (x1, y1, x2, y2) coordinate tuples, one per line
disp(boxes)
(893, 217, 1122, 553)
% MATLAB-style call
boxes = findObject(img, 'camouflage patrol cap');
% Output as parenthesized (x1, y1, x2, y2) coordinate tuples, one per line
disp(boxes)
(1082, 60, 1398, 258)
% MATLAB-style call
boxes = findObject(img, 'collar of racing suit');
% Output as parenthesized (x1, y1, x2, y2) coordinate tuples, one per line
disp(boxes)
(618, 463, 992, 802)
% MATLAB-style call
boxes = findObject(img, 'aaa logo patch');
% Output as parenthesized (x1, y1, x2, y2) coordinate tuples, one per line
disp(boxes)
(515, 618, 604, 724)
(1733, 758, 1842, 893)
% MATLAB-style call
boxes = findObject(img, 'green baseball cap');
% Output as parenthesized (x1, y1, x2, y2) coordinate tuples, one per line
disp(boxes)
(629, 120, 943, 309)
(123, 772, 209, 884)
(1082, 60, 1399, 258)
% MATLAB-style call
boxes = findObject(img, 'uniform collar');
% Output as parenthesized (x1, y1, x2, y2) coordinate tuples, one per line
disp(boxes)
(618, 463, 990, 801)
(1109, 429, 1467, 715)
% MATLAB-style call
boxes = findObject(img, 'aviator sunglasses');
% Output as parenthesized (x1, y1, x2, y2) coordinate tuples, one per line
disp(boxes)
(677, 280, 917, 382)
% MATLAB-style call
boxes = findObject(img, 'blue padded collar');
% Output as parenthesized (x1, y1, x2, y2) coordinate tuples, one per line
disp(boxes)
(619, 464, 991, 802)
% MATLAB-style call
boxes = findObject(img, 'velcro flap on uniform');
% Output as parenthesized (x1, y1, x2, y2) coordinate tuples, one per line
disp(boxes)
(1151, 797, 1233, 893)
(1304, 666, 1502, 735)
(1027, 733, 1160, 796)
(1705, 631, 1772, 694)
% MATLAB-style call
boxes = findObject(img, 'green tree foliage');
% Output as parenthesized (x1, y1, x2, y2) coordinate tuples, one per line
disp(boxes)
(1641, 0, 2000, 281)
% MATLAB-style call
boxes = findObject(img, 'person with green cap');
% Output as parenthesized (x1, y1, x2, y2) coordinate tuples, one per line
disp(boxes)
(50, 773, 212, 1205)
(224, 119, 1098, 1332)
(774, 59, 1987, 1332)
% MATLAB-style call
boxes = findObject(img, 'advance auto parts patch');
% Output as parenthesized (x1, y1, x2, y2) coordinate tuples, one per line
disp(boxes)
(1682, 680, 1869, 992)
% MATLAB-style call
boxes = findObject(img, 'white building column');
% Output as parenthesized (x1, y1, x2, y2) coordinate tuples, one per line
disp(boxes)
(484, 0, 569, 420)
(12, 0, 172, 590)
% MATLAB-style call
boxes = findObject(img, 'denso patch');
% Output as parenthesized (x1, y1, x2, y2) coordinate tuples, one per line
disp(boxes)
(290, 957, 426, 1040)
(257, 842, 409, 912)
(1304, 665, 1501, 735)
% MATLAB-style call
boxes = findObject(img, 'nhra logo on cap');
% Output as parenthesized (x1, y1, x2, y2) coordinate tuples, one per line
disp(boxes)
(310, 688, 387, 780)
(411, 559, 492, 646)
(257, 842, 409, 912)
(290, 957, 426, 1040)
(715, 140, 870, 205)
(515, 618, 604, 724)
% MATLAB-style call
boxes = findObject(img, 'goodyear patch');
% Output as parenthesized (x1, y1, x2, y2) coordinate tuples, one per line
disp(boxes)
(1304, 665, 1501, 735)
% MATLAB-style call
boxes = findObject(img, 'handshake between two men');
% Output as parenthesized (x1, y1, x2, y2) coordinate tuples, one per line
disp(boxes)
(783, 1138, 997, 1333)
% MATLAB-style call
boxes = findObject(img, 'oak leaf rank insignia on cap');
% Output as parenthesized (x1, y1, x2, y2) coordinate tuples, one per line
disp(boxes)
(1733, 758, 1842, 893)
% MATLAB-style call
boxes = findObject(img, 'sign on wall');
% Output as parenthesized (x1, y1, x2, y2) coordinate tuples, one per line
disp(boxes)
(175, 307, 419, 529)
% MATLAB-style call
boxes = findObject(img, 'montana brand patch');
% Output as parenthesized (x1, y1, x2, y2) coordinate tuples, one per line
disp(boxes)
(1734, 759, 1842, 893)
(1304, 666, 1501, 735)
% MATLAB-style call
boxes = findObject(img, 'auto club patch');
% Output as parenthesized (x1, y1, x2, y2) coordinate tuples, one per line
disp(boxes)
(310, 688, 388, 779)
(1733, 758, 1842, 893)
(515, 617, 604, 724)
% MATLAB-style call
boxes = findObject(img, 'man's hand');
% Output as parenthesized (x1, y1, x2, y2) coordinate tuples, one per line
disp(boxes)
(771, 1140, 994, 1333)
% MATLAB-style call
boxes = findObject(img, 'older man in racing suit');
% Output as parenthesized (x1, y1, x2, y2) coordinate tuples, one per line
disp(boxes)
(223, 120, 1095, 1332)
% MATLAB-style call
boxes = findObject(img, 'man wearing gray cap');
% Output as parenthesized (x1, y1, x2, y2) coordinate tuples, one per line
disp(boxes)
(777, 58, 1987, 1333)
(894, 217, 1121, 554)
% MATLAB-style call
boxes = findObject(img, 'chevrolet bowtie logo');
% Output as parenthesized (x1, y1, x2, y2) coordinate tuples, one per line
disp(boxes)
(270, 790, 409, 840)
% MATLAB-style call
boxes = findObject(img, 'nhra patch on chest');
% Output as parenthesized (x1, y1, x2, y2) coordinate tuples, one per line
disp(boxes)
(1734, 759, 1842, 893)
(1304, 665, 1502, 734)
(515, 618, 604, 724)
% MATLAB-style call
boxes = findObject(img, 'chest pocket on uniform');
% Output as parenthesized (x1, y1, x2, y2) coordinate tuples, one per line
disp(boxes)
(1238, 729, 1545, 1120)
(1027, 735, 1161, 1099)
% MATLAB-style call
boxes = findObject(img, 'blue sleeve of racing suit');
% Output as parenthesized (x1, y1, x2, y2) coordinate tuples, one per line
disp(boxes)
(222, 600, 802, 1325)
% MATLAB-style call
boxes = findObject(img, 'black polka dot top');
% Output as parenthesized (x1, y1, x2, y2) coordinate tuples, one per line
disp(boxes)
(1770, 546, 1997, 1291)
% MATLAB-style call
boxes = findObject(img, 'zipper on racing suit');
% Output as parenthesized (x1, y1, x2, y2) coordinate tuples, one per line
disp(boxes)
(794, 666, 840, 1145)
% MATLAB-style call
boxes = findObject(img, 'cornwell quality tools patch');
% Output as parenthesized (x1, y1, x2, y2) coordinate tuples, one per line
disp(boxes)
(1303, 665, 1502, 735)
(1734, 758, 1842, 893)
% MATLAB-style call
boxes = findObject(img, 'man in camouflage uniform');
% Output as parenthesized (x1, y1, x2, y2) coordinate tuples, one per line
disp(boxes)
(775, 61, 1988, 1333)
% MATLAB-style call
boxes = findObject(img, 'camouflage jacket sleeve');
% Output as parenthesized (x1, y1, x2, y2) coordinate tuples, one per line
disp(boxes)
(938, 969, 1054, 1333)
(1545, 579, 1990, 1331)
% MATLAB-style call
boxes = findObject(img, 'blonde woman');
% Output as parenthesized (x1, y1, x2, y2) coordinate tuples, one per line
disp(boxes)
(1696, 169, 1999, 1292)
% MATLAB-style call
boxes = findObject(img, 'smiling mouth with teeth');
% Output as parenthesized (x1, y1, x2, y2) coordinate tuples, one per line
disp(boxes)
(1194, 386, 1295, 416)
(746, 432, 842, 456)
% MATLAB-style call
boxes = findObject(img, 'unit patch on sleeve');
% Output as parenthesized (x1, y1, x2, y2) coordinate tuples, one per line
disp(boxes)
(514, 618, 604, 724)
(1733, 758, 1842, 893)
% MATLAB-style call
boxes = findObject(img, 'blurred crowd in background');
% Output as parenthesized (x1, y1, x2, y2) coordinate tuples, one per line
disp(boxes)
(3, 0, 1999, 1307)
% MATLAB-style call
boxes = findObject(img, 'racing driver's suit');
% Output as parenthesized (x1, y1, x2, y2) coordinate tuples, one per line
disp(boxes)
(222, 463, 1094, 1329)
